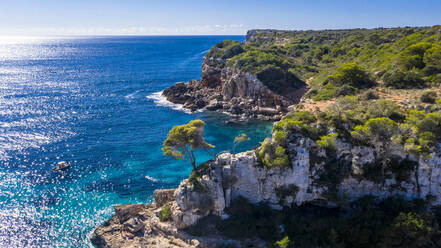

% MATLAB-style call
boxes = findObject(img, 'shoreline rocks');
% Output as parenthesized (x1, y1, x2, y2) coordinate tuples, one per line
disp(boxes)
(162, 60, 307, 121)
(91, 190, 263, 248)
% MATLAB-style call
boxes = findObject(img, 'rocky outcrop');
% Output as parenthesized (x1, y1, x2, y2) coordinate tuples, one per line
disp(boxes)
(162, 60, 307, 120)
(91, 203, 201, 248)
(91, 190, 265, 248)
(153, 189, 175, 206)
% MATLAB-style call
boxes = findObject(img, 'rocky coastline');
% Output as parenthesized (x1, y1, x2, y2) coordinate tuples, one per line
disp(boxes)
(162, 58, 307, 121)
(92, 129, 441, 247)
(91, 27, 441, 247)
(91, 189, 265, 248)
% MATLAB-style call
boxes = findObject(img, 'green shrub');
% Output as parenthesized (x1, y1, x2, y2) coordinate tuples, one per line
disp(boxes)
(206, 40, 244, 59)
(399, 110, 441, 155)
(420, 90, 438, 103)
(361, 90, 379, 100)
(273, 111, 323, 139)
(423, 45, 441, 74)
(274, 131, 288, 146)
(365, 99, 404, 121)
(406, 110, 441, 140)
(382, 69, 425, 89)
(334, 84, 357, 97)
(317, 133, 338, 152)
(188, 168, 209, 193)
(386, 212, 436, 247)
(325, 63, 374, 89)
(398, 42, 433, 70)
(275, 236, 290, 248)
(256, 138, 290, 168)
(351, 117, 399, 145)
(159, 204, 172, 222)
(227, 50, 306, 94)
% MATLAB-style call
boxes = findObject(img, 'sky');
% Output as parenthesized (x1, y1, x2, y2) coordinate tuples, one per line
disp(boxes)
(0, 0, 440, 36)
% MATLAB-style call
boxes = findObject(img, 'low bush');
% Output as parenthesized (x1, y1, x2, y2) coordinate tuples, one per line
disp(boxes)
(423, 45, 441, 75)
(159, 204, 172, 222)
(256, 138, 290, 168)
(275, 236, 290, 248)
(317, 133, 338, 152)
(361, 90, 380, 100)
(325, 63, 375, 89)
(206, 40, 244, 60)
(313, 83, 337, 101)
(398, 42, 433, 70)
(382, 69, 426, 89)
(420, 90, 438, 103)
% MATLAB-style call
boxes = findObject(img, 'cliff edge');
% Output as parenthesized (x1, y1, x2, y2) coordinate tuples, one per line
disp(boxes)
(92, 130, 441, 247)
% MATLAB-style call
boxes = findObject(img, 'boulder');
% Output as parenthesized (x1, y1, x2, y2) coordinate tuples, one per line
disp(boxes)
(154, 189, 175, 207)
(114, 204, 145, 224)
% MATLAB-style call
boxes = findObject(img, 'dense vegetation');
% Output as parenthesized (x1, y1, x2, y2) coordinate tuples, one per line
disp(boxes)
(211, 196, 441, 248)
(253, 91, 441, 216)
(206, 26, 441, 98)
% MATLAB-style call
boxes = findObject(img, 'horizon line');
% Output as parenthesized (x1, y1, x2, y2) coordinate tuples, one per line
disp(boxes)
(1, 24, 439, 38)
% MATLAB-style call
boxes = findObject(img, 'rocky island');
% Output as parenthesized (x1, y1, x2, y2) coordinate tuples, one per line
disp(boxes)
(93, 26, 441, 247)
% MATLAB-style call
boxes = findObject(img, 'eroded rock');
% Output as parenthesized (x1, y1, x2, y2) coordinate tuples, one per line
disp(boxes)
(162, 61, 307, 120)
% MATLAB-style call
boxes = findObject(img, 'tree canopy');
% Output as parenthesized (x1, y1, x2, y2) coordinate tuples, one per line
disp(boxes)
(233, 133, 250, 154)
(162, 120, 214, 170)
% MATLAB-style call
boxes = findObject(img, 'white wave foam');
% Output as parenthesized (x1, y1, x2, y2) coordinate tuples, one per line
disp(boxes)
(147, 91, 202, 114)
(124, 90, 140, 99)
(145, 175, 159, 182)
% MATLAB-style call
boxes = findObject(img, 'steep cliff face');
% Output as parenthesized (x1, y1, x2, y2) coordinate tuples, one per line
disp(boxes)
(91, 133, 441, 247)
(170, 134, 441, 229)
(162, 58, 307, 121)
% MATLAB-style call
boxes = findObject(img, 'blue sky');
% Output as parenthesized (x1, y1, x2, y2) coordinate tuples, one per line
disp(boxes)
(1, 0, 440, 35)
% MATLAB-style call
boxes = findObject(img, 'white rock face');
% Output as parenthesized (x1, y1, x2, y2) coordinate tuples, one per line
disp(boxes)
(171, 135, 441, 229)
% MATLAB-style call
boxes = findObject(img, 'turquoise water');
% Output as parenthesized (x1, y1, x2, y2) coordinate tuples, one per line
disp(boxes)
(0, 36, 273, 247)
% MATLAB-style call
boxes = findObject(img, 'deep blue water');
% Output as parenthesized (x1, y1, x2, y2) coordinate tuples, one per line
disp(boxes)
(0, 36, 272, 247)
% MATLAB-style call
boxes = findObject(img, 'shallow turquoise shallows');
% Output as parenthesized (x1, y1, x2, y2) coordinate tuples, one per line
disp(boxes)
(0, 36, 273, 247)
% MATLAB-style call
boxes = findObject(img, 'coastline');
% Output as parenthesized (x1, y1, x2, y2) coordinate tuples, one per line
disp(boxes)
(147, 91, 204, 114)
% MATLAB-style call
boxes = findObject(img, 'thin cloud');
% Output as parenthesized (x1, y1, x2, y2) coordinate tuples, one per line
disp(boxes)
(0, 24, 247, 36)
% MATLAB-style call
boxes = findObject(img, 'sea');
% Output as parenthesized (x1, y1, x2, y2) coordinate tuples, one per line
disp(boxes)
(0, 36, 273, 247)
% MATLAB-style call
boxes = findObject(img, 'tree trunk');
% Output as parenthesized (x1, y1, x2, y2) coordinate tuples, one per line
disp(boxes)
(415, 162, 421, 196)
(203, 146, 217, 160)
(184, 147, 196, 170)
(190, 150, 196, 167)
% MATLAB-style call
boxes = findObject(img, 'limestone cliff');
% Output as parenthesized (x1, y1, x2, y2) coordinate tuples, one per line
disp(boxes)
(92, 130, 441, 247)
(169, 135, 441, 229)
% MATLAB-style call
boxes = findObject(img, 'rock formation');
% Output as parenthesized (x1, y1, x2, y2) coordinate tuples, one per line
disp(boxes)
(91, 189, 264, 248)
(162, 58, 307, 121)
